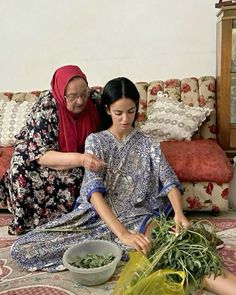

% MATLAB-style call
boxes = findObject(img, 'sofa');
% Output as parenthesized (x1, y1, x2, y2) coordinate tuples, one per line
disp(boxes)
(0, 76, 233, 212)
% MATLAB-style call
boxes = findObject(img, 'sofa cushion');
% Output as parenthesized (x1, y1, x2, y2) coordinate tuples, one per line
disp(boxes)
(0, 146, 14, 180)
(0, 100, 35, 146)
(160, 139, 233, 183)
(140, 93, 212, 142)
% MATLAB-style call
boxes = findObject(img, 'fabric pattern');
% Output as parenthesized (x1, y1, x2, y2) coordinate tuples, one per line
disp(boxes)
(135, 82, 148, 127)
(144, 77, 217, 140)
(0, 91, 84, 234)
(140, 92, 212, 141)
(0, 100, 35, 146)
(0, 91, 40, 103)
(182, 181, 229, 212)
(10, 129, 179, 272)
(0, 147, 13, 180)
(160, 139, 233, 183)
(0, 147, 14, 208)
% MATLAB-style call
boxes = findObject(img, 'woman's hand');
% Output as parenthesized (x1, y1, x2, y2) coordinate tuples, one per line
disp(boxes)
(82, 153, 106, 171)
(90, 193, 151, 255)
(118, 230, 151, 255)
(173, 212, 190, 234)
(167, 187, 190, 234)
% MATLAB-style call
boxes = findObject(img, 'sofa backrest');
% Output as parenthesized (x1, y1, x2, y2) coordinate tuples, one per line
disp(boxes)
(0, 91, 43, 103)
(0, 76, 216, 141)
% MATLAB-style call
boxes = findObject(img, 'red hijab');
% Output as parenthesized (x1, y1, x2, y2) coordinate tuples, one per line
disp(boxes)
(50, 65, 100, 152)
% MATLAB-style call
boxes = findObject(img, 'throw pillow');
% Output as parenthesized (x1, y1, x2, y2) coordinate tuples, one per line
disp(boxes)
(160, 139, 233, 183)
(140, 91, 212, 141)
(0, 100, 34, 146)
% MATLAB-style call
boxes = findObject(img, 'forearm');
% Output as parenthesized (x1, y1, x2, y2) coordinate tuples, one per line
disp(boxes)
(167, 187, 184, 215)
(90, 192, 128, 238)
(36, 150, 84, 170)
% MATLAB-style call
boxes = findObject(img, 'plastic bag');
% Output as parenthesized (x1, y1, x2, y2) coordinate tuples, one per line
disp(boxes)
(112, 251, 185, 295)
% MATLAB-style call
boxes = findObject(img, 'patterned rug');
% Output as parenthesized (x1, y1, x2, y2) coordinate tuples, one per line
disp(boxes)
(0, 213, 236, 295)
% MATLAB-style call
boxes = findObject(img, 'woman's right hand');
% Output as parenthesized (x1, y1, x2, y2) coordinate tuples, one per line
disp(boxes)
(118, 231, 151, 255)
(82, 153, 106, 171)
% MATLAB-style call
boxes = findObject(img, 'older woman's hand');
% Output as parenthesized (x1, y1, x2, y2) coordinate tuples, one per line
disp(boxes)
(83, 153, 106, 171)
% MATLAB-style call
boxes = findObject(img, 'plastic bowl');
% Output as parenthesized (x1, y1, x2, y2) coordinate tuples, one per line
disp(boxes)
(63, 239, 122, 286)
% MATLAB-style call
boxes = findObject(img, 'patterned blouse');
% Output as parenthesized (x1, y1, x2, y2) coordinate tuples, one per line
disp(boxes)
(10, 128, 180, 272)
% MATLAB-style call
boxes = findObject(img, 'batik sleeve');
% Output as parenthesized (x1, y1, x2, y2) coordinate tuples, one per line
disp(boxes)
(80, 133, 106, 202)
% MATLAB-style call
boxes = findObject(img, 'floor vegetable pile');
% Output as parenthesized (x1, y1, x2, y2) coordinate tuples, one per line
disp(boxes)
(113, 216, 222, 295)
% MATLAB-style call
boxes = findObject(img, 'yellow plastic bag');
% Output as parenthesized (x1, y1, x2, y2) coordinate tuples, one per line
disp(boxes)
(121, 269, 185, 295)
(112, 251, 185, 295)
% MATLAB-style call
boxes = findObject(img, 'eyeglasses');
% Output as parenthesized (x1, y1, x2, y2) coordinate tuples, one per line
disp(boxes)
(64, 89, 89, 102)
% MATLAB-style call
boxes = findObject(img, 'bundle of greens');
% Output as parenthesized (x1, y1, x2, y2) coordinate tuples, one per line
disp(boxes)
(113, 215, 222, 295)
(148, 216, 222, 293)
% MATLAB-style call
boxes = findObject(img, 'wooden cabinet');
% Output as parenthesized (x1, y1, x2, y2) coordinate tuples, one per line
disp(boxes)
(216, 5, 236, 159)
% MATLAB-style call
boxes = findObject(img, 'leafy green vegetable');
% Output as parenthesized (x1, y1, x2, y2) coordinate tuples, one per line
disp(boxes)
(113, 216, 222, 295)
(146, 215, 222, 294)
(70, 253, 115, 268)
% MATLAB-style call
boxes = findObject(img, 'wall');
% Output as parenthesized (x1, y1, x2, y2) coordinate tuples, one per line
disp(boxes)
(0, 0, 218, 91)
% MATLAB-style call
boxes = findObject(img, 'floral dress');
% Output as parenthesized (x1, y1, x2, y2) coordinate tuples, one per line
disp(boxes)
(0, 91, 84, 234)
(10, 129, 180, 272)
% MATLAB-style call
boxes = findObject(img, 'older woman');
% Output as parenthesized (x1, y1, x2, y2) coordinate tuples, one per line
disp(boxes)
(0, 65, 105, 235)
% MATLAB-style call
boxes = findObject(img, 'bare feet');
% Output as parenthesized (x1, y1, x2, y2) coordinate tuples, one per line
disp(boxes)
(202, 268, 236, 295)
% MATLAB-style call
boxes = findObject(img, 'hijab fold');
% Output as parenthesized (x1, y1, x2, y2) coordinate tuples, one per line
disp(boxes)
(50, 65, 100, 152)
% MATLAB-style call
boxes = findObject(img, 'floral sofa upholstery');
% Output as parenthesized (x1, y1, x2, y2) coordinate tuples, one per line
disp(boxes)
(0, 76, 233, 212)
(134, 76, 233, 212)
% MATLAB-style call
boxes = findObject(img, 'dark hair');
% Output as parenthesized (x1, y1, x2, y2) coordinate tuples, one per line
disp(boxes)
(99, 77, 140, 130)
